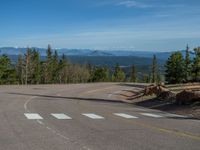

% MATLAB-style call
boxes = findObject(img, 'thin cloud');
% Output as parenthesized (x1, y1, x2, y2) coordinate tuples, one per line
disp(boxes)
(95, 0, 184, 9)
(116, 0, 152, 8)
(153, 14, 171, 18)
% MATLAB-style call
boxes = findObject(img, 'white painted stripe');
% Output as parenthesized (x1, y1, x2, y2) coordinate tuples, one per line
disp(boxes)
(140, 113, 163, 118)
(51, 113, 72, 119)
(24, 113, 43, 119)
(37, 120, 44, 125)
(114, 113, 138, 119)
(82, 113, 104, 119)
(166, 113, 187, 118)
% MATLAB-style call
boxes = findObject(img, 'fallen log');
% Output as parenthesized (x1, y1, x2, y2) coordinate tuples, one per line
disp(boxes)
(176, 90, 200, 105)
(144, 85, 176, 101)
(157, 91, 176, 101)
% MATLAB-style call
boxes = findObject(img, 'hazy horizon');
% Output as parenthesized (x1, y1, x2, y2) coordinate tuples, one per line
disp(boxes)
(0, 46, 192, 52)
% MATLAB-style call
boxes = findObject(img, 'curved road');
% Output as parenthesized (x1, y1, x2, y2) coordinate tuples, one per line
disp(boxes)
(0, 83, 199, 150)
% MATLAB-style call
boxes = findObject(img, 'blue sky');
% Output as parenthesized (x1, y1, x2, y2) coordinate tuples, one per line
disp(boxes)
(0, 0, 200, 51)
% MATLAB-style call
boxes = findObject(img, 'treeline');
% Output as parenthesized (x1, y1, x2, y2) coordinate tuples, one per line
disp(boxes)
(4, 44, 199, 85)
(165, 45, 200, 84)
(0, 45, 144, 85)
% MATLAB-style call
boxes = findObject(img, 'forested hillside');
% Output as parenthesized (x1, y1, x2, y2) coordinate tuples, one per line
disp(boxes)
(0, 45, 164, 84)
(0, 45, 199, 85)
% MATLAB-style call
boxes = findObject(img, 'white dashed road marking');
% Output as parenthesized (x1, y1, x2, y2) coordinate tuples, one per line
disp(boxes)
(51, 113, 72, 119)
(24, 113, 43, 119)
(24, 112, 168, 120)
(114, 113, 138, 119)
(140, 113, 163, 118)
(166, 113, 187, 118)
(82, 113, 104, 119)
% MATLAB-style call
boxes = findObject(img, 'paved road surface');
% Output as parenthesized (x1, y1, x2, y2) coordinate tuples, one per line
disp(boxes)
(0, 83, 199, 150)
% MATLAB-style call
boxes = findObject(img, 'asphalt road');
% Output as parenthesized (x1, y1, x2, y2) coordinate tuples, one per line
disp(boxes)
(0, 83, 199, 150)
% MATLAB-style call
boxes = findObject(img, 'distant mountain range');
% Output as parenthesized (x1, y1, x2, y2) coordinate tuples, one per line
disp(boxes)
(1, 47, 195, 74)
(0, 47, 194, 61)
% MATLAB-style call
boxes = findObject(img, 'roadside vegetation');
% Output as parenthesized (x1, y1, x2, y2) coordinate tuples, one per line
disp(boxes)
(136, 44, 200, 116)
(0, 45, 131, 84)
(165, 45, 200, 84)
(0, 44, 199, 85)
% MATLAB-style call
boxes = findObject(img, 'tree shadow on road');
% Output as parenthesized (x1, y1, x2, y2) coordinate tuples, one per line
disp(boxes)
(118, 83, 147, 89)
(8, 92, 199, 120)
(8, 92, 125, 104)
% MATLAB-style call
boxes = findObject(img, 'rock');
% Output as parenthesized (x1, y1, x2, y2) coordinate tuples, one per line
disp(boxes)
(176, 90, 200, 105)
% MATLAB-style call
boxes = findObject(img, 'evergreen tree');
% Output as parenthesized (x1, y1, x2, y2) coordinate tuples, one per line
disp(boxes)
(24, 48, 33, 85)
(52, 50, 59, 83)
(40, 61, 47, 84)
(58, 54, 68, 83)
(192, 47, 200, 82)
(130, 65, 136, 82)
(67, 64, 90, 83)
(32, 49, 41, 84)
(78, 64, 91, 83)
(185, 44, 192, 81)
(91, 67, 110, 82)
(142, 74, 150, 83)
(45, 44, 53, 83)
(165, 52, 185, 84)
(0, 55, 16, 84)
(151, 55, 157, 83)
(22, 48, 41, 84)
(112, 64, 125, 82)
(16, 54, 24, 84)
(87, 63, 93, 82)
(156, 72, 162, 84)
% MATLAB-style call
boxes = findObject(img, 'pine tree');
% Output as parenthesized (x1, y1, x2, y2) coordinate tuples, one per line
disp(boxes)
(165, 51, 185, 84)
(192, 47, 200, 82)
(58, 54, 68, 83)
(24, 48, 33, 85)
(67, 64, 90, 83)
(52, 50, 59, 83)
(16, 54, 24, 84)
(151, 55, 157, 83)
(78, 64, 91, 83)
(130, 65, 136, 82)
(45, 44, 53, 83)
(112, 64, 125, 82)
(87, 63, 93, 82)
(142, 74, 150, 83)
(22, 48, 40, 84)
(40, 61, 47, 84)
(0, 55, 16, 84)
(32, 49, 41, 84)
(91, 67, 110, 82)
(185, 44, 191, 81)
